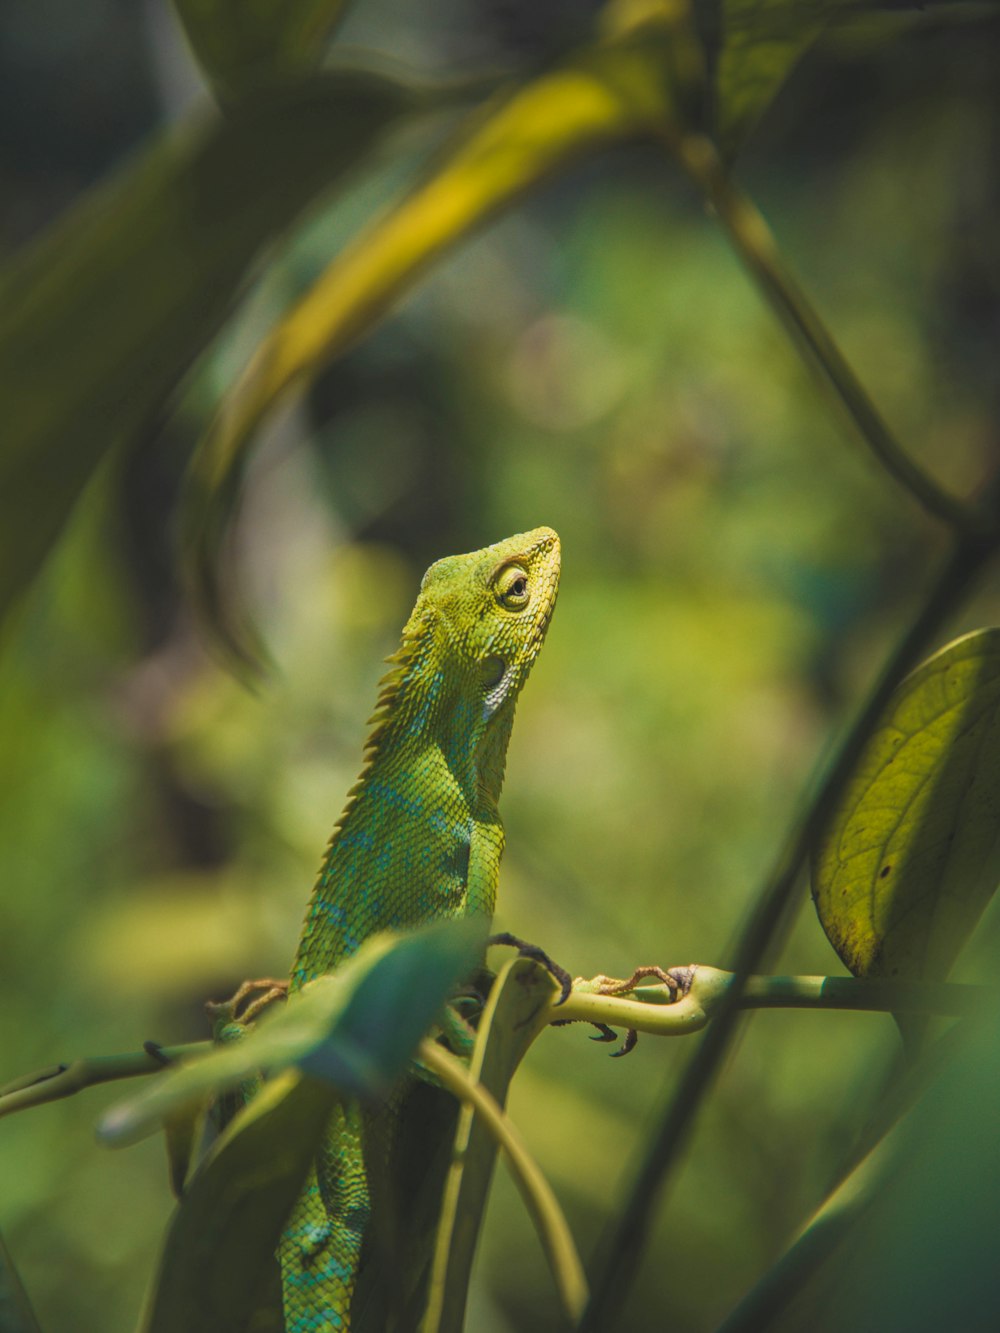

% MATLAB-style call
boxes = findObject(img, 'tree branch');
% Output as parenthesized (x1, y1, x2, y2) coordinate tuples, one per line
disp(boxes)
(0, 1042, 211, 1121)
(555, 968, 988, 1041)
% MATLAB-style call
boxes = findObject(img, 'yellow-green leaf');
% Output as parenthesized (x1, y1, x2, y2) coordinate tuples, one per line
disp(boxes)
(0, 70, 421, 638)
(422, 956, 558, 1333)
(172, 0, 352, 101)
(185, 29, 683, 663)
(813, 629, 1000, 982)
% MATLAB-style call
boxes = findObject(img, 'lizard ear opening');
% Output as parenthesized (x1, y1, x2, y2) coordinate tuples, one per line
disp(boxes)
(480, 655, 511, 716)
(481, 655, 506, 689)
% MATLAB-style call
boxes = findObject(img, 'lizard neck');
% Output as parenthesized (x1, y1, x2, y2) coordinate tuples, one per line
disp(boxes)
(378, 666, 511, 815)
(292, 615, 508, 988)
(365, 606, 513, 813)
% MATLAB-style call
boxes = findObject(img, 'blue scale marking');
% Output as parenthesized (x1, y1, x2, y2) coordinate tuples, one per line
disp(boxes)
(365, 778, 423, 819)
(335, 827, 374, 852)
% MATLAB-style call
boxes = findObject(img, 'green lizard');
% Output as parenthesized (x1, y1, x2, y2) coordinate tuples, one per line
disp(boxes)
(280, 526, 561, 1333)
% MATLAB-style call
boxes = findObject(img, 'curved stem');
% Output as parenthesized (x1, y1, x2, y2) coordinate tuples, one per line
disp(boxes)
(554, 970, 988, 1041)
(418, 1038, 589, 1324)
(673, 132, 989, 539)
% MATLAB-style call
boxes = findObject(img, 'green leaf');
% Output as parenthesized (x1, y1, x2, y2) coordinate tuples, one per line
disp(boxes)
(140, 1069, 336, 1333)
(172, 0, 353, 101)
(422, 956, 558, 1333)
(0, 1231, 41, 1333)
(99, 920, 485, 1145)
(298, 916, 488, 1090)
(711, 0, 838, 158)
(813, 629, 1000, 982)
(185, 30, 682, 665)
(0, 70, 421, 640)
(709, 0, 957, 159)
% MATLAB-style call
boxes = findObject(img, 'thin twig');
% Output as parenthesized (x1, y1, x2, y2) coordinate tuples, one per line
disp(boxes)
(674, 133, 991, 540)
(0, 1042, 211, 1121)
(738, 973, 986, 1015)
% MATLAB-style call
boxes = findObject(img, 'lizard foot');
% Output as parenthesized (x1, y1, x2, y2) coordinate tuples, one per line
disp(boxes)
(593, 964, 697, 1057)
(206, 977, 290, 1027)
(487, 932, 573, 1004)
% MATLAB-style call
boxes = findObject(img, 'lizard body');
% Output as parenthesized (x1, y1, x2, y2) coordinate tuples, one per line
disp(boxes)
(280, 527, 561, 1332)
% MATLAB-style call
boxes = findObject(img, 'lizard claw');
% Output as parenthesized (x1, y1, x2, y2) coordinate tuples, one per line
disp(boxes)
(552, 1020, 637, 1055)
(550, 1018, 618, 1042)
(589, 1023, 619, 1044)
(487, 932, 573, 1005)
(610, 1029, 639, 1058)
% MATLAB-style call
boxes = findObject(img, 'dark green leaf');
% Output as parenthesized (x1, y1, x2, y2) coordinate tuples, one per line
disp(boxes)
(813, 629, 1000, 982)
(0, 1232, 41, 1333)
(708, 0, 962, 158)
(140, 1069, 336, 1333)
(299, 917, 488, 1091)
(711, 0, 837, 157)
(0, 70, 421, 640)
(172, 0, 353, 101)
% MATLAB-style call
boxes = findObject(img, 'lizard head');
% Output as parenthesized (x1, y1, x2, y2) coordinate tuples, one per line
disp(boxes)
(418, 526, 561, 723)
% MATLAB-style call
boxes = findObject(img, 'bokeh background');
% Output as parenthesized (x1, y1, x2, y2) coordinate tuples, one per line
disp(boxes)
(2, 2, 1000, 1329)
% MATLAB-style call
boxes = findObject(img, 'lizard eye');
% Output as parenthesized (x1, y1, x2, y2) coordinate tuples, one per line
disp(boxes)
(495, 564, 530, 610)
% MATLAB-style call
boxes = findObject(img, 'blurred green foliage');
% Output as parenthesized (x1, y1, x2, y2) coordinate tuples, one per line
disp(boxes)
(1, 1, 999, 1331)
